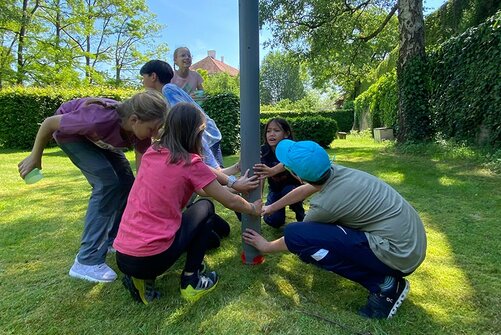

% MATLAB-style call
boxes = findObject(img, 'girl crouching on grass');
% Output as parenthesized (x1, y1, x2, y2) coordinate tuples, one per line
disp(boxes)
(18, 90, 167, 283)
(113, 102, 262, 304)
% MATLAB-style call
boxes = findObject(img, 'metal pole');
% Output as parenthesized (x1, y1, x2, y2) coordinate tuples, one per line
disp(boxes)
(238, 0, 263, 264)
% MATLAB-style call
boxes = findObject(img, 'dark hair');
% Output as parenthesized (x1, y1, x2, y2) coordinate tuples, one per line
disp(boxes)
(304, 168, 332, 185)
(263, 118, 293, 150)
(140, 60, 174, 85)
(155, 102, 205, 164)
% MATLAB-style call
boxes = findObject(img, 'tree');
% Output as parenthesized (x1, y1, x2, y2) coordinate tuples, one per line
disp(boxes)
(259, 51, 305, 105)
(259, 0, 429, 142)
(0, 0, 168, 87)
(202, 71, 240, 96)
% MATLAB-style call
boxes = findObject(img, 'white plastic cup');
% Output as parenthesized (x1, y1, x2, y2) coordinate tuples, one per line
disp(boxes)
(24, 168, 43, 184)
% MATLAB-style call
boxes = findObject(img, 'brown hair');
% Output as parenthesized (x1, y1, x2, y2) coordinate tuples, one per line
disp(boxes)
(155, 102, 205, 164)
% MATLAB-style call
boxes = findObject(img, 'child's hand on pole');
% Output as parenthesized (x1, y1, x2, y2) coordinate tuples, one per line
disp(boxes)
(233, 169, 259, 193)
(253, 163, 274, 180)
(261, 204, 275, 217)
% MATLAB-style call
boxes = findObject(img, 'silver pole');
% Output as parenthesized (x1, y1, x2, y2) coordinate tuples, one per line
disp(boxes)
(238, 0, 263, 264)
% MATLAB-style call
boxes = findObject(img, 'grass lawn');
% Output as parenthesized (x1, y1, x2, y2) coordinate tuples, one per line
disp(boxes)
(1, 136, 500, 335)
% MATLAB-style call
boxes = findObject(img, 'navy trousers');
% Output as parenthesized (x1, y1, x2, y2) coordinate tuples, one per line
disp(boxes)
(284, 222, 408, 293)
(264, 184, 305, 228)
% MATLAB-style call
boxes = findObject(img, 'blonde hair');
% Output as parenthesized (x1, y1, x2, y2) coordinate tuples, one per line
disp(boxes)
(173, 47, 191, 70)
(116, 90, 167, 122)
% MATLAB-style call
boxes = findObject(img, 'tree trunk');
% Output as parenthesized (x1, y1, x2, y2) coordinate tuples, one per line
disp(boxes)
(396, 0, 430, 142)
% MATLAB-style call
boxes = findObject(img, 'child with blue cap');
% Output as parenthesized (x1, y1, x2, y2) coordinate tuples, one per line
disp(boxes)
(243, 139, 427, 319)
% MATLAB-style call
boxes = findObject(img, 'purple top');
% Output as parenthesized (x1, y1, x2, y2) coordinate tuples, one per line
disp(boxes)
(53, 98, 151, 153)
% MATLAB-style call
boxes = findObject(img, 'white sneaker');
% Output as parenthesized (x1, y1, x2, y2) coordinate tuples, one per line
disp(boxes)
(69, 258, 117, 283)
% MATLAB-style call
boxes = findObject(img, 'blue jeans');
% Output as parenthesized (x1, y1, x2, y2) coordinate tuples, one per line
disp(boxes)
(284, 222, 408, 293)
(210, 141, 224, 168)
(264, 184, 305, 228)
(59, 141, 134, 265)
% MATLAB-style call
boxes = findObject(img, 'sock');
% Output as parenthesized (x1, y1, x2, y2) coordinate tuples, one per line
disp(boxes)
(180, 272, 198, 289)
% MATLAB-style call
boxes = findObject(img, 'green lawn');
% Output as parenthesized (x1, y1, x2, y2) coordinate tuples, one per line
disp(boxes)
(1, 136, 499, 335)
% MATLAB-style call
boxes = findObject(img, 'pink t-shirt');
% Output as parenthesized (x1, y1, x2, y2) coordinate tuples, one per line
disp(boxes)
(113, 146, 217, 256)
(53, 98, 151, 153)
(171, 70, 203, 94)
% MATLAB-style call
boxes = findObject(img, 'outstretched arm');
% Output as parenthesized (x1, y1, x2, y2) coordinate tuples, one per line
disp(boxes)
(200, 179, 262, 216)
(242, 229, 289, 253)
(210, 167, 259, 194)
(262, 183, 319, 216)
(253, 162, 285, 180)
(18, 115, 62, 178)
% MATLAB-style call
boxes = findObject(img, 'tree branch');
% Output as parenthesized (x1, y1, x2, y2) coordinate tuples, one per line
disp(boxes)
(359, 3, 398, 42)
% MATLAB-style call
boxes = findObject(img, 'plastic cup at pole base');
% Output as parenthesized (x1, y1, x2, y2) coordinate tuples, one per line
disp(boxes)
(24, 168, 43, 184)
(241, 251, 265, 265)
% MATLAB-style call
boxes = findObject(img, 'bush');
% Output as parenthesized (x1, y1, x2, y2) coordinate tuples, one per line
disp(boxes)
(0, 86, 136, 149)
(261, 109, 353, 132)
(202, 92, 241, 155)
(261, 115, 338, 147)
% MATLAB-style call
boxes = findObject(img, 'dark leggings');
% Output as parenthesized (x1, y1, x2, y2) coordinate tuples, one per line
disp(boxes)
(116, 199, 215, 280)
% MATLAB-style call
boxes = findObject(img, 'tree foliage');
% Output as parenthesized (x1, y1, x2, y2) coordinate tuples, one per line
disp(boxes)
(259, 0, 399, 93)
(259, 51, 305, 104)
(0, 0, 167, 88)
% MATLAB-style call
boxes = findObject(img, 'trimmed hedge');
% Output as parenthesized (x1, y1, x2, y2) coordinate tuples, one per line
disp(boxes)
(0, 86, 136, 149)
(261, 109, 353, 132)
(0, 88, 338, 151)
(202, 93, 241, 155)
(260, 115, 338, 148)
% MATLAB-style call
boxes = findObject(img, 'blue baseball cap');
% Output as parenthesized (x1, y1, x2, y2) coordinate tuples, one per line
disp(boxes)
(276, 140, 331, 182)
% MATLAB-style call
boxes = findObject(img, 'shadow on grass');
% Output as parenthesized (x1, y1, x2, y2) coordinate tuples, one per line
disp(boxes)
(329, 143, 500, 333)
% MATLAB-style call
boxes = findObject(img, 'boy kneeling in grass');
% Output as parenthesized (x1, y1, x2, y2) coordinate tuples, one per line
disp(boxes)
(243, 140, 427, 319)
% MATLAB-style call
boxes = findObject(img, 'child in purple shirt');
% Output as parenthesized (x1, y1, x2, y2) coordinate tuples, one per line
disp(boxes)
(18, 90, 167, 283)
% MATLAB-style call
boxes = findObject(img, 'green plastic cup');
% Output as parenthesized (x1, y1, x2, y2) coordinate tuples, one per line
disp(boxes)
(194, 90, 204, 98)
(24, 168, 43, 184)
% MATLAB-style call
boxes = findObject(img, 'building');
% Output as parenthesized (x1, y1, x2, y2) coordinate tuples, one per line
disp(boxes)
(191, 50, 239, 76)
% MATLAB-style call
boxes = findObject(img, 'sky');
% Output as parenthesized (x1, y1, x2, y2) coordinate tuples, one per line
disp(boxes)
(145, 0, 448, 70)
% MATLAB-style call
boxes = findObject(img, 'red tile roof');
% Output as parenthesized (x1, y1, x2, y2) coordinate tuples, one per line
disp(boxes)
(191, 56, 239, 77)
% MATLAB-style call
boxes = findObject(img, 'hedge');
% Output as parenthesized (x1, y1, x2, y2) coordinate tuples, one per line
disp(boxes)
(0, 86, 136, 149)
(202, 93, 241, 155)
(260, 115, 338, 148)
(261, 109, 353, 132)
(1, 88, 339, 151)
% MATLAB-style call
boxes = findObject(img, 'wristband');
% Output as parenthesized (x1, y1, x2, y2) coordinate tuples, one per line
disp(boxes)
(227, 175, 237, 188)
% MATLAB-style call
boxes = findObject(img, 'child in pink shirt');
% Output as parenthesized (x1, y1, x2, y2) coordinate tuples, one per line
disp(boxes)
(114, 102, 262, 304)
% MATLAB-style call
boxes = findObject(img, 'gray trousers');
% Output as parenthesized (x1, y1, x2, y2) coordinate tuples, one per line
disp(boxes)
(59, 141, 134, 265)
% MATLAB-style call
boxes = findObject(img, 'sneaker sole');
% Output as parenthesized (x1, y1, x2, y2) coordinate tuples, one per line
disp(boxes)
(69, 269, 116, 283)
(180, 279, 219, 302)
(387, 279, 410, 319)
